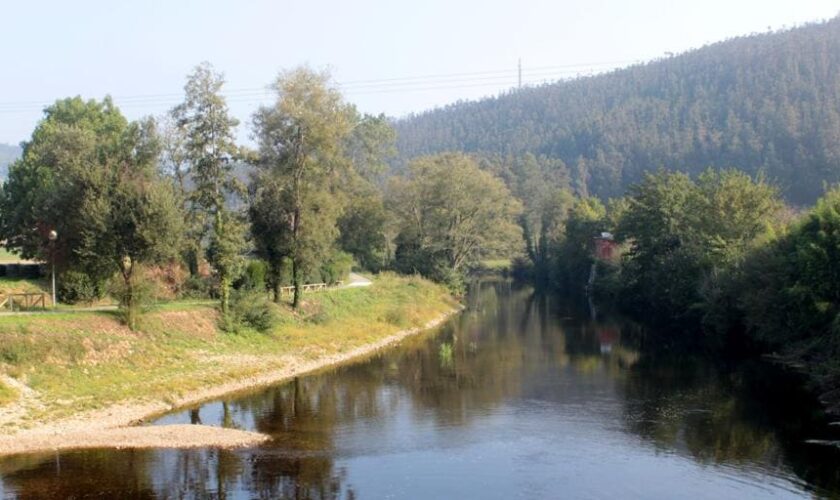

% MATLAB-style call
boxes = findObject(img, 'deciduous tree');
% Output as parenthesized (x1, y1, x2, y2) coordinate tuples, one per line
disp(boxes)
(171, 62, 246, 315)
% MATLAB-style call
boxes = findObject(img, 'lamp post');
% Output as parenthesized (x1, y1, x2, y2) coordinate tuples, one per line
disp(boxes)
(48, 230, 57, 307)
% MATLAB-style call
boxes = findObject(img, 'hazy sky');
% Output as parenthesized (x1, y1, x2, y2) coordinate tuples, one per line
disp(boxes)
(0, 0, 837, 144)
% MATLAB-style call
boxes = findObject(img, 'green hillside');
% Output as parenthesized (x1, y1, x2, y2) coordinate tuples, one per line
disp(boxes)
(394, 17, 840, 205)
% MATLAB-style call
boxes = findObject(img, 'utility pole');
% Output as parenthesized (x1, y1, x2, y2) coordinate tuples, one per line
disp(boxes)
(518, 58, 522, 88)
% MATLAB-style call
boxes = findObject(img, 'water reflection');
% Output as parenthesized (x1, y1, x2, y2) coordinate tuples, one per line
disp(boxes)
(1, 280, 839, 499)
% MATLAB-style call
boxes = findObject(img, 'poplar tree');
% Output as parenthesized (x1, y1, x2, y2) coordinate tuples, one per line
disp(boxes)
(171, 62, 245, 315)
(250, 68, 354, 307)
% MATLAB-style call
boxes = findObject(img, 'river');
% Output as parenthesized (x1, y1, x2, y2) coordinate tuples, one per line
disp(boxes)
(1, 280, 839, 498)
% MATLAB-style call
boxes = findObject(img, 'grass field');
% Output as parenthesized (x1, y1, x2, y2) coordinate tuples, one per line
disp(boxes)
(0, 248, 33, 263)
(0, 276, 48, 295)
(0, 273, 457, 429)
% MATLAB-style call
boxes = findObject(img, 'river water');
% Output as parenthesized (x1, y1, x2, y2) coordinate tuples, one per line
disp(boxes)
(1, 280, 840, 499)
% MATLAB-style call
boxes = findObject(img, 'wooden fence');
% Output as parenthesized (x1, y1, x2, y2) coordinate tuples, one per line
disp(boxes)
(277, 282, 343, 296)
(0, 293, 47, 311)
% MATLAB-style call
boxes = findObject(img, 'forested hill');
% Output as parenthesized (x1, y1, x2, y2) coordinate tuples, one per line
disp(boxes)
(394, 17, 840, 205)
(0, 144, 21, 179)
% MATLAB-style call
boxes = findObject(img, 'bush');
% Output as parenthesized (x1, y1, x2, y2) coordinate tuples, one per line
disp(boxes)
(108, 274, 156, 330)
(58, 270, 102, 304)
(221, 290, 279, 333)
(317, 251, 353, 285)
(238, 260, 268, 291)
(180, 275, 214, 299)
(142, 262, 189, 300)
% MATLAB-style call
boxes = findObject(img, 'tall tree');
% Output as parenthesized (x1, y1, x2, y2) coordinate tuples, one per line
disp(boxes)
(337, 111, 397, 271)
(250, 68, 354, 307)
(387, 153, 522, 290)
(158, 114, 203, 275)
(0, 97, 127, 279)
(79, 118, 183, 329)
(171, 62, 246, 315)
(616, 169, 781, 326)
(0, 97, 182, 324)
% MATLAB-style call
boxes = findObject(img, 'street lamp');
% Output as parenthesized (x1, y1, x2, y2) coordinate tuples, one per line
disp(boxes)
(48, 230, 57, 308)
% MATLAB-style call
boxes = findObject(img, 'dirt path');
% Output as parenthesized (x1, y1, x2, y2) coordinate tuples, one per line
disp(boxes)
(345, 272, 373, 288)
(0, 307, 461, 456)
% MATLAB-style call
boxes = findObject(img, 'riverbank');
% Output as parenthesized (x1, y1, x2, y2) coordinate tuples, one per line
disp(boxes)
(0, 273, 460, 455)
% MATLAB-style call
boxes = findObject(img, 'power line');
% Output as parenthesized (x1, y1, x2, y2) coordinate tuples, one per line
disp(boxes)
(0, 59, 638, 113)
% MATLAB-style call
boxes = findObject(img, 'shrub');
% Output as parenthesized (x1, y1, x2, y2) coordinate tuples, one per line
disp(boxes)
(57, 270, 102, 305)
(108, 273, 156, 330)
(180, 275, 214, 299)
(318, 251, 353, 285)
(142, 262, 189, 300)
(238, 260, 268, 291)
(221, 290, 278, 333)
(384, 308, 406, 326)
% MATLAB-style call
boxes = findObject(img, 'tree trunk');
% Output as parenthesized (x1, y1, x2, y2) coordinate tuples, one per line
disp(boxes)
(221, 273, 231, 316)
(292, 258, 301, 308)
(126, 275, 136, 330)
(123, 269, 137, 331)
(273, 277, 281, 304)
(186, 246, 199, 276)
(270, 262, 282, 304)
(215, 210, 230, 316)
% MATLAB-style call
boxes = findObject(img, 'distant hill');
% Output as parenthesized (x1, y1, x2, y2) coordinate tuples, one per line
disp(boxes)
(0, 143, 21, 179)
(394, 17, 840, 205)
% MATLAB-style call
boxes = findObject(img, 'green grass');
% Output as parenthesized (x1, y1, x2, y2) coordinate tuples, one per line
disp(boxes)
(0, 273, 457, 427)
(0, 381, 18, 406)
(0, 248, 29, 263)
(0, 276, 47, 295)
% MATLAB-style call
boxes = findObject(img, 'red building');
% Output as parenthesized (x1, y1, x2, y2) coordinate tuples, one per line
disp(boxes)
(593, 232, 618, 261)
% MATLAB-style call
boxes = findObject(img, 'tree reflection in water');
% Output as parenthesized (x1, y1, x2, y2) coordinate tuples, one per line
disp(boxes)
(1, 279, 840, 498)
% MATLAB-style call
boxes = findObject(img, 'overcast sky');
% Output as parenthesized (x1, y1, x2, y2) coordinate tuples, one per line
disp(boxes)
(0, 0, 837, 145)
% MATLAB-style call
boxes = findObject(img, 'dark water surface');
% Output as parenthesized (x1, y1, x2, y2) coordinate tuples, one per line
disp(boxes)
(2, 280, 840, 499)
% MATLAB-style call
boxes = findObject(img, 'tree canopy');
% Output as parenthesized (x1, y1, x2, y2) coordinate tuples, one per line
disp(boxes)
(250, 68, 354, 306)
(387, 153, 522, 290)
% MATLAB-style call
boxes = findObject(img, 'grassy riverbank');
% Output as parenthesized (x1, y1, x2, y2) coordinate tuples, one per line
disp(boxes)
(0, 273, 457, 433)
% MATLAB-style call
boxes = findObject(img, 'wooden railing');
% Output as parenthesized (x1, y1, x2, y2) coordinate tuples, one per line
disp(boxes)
(277, 282, 343, 296)
(0, 293, 47, 311)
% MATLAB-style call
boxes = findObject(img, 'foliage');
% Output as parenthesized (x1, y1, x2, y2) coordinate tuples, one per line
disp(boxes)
(172, 62, 246, 316)
(344, 111, 396, 184)
(0, 97, 132, 280)
(334, 111, 397, 272)
(250, 67, 354, 306)
(58, 270, 102, 305)
(387, 153, 522, 292)
(157, 114, 203, 276)
(735, 188, 840, 382)
(614, 169, 781, 327)
(317, 250, 353, 285)
(0, 143, 21, 178)
(337, 186, 390, 272)
(0, 97, 183, 327)
(221, 290, 279, 333)
(108, 271, 156, 330)
(78, 152, 184, 329)
(180, 274, 214, 299)
(238, 259, 268, 292)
